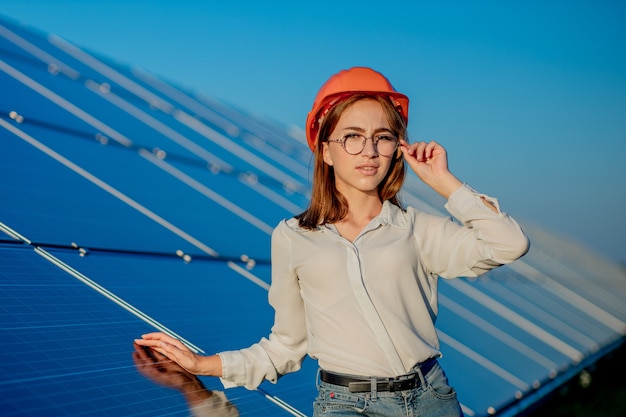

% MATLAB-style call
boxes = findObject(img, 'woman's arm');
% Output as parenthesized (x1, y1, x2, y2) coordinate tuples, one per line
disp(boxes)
(401, 140, 529, 277)
(134, 333, 223, 376)
(400, 139, 497, 212)
(135, 221, 308, 390)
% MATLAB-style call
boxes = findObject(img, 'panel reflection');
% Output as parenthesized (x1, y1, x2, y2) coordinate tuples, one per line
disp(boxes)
(133, 344, 239, 417)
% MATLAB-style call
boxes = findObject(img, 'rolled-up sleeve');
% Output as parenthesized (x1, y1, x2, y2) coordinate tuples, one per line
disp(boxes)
(420, 184, 529, 278)
(218, 221, 308, 390)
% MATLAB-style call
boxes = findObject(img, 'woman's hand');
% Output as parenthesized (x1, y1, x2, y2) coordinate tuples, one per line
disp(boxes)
(400, 139, 462, 199)
(134, 332, 222, 377)
(132, 342, 203, 390)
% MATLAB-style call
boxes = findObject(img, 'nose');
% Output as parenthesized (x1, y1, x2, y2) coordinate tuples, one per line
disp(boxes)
(361, 137, 378, 157)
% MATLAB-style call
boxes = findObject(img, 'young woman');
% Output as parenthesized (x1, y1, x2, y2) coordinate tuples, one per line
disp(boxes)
(136, 67, 529, 416)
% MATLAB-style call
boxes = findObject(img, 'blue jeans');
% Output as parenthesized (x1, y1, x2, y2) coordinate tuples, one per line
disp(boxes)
(313, 361, 463, 417)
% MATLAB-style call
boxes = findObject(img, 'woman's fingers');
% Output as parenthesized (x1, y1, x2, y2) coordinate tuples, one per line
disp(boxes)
(400, 140, 439, 162)
(136, 332, 184, 348)
(135, 333, 192, 360)
(135, 332, 204, 374)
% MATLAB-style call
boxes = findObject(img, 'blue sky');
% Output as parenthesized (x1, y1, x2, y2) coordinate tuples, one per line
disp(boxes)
(2, 0, 625, 264)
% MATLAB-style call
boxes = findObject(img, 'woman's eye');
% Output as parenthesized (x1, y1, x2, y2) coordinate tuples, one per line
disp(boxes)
(376, 135, 396, 142)
(344, 133, 363, 141)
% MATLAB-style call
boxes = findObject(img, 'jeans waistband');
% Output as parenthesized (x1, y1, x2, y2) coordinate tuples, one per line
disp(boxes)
(319, 358, 438, 393)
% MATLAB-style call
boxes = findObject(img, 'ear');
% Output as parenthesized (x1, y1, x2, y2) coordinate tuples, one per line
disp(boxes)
(322, 142, 334, 166)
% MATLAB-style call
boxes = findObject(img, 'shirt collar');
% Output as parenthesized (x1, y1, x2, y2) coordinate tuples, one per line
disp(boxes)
(376, 200, 408, 229)
(291, 199, 408, 234)
(324, 201, 408, 238)
(323, 200, 407, 233)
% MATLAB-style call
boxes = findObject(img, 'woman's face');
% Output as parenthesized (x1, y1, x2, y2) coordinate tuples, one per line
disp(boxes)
(322, 99, 394, 199)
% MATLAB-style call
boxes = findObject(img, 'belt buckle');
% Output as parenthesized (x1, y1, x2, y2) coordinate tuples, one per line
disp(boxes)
(347, 381, 369, 393)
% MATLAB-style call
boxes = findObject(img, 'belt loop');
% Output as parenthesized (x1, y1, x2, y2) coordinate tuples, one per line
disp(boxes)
(414, 363, 427, 389)
(370, 377, 378, 401)
(316, 368, 321, 390)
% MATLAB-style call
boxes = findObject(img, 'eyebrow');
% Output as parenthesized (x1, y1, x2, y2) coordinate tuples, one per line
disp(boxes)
(342, 126, 393, 133)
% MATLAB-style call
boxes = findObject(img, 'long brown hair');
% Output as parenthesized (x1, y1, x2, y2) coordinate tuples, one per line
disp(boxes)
(296, 95, 407, 229)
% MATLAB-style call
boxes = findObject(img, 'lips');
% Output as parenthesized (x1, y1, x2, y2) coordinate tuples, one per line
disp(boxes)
(356, 164, 379, 174)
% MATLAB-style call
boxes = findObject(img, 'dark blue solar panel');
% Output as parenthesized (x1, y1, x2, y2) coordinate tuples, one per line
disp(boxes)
(0, 239, 308, 416)
(1, 14, 625, 417)
(0, 244, 219, 416)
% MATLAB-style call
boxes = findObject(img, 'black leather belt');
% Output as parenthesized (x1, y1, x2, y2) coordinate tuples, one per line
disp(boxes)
(320, 358, 438, 393)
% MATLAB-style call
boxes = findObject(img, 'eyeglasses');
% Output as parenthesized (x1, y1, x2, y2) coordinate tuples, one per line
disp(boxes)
(327, 133, 399, 157)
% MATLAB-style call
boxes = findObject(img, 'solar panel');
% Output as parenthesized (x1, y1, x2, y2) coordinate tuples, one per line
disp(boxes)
(1, 14, 625, 416)
(0, 242, 204, 416)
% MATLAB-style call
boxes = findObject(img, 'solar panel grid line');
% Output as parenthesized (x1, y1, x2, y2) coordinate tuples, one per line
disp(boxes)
(0, 21, 197, 134)
(7, 367, 192, 417)
(0, 248, 267, 416)
(517, 285, 611, 350)
(137, 140, 305, 214)
(0, 240, 286, 416)
(446, 278, 584, 362)
(0, 109, 305, 209)
(133, 71, 244, 139)
(139, 150, 275, 234)
(522, 258, 626, 334)
(128, 65, 308, 156)
(31, 245, 205, 354)
(0, 23, 80, 80)
(171, 109, 308, 190)
(1, 230, 306, 416)
(438, 331, 530, 392)
(0, 360, 137, 388)
(470, 277, 601, 350)
(0, 220, 31, 243)
(438, 293, 559, 370)
(130, 67, 313, 176)
(239, 178, 305, 215)
(88, 72, 311, 200)
(0, 44, 46, 73)
(508, 260, 626, 332)
(460, 405, 476, 417)
(82, 78, 237, 171)
(236, 130, 312, 181)
(47, 34, 175, 114)
(0, 31, 292, 203)
(227, 261, 271, 291)
(522, 248, 626, 315)
(0, 236, 271, 268)
(2, 120, 276, 292)
(208, 105, 312, 166)
(42, 33, 311, 193)
(0, 109, 110, 144)
(0, 118, 220, 256)
(256, 387, 308, 417)
(0, 59, 133, 148)
(547, 281, 626, 334)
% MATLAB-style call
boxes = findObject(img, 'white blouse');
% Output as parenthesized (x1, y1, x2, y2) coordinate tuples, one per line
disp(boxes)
(218, 185, 529, 389)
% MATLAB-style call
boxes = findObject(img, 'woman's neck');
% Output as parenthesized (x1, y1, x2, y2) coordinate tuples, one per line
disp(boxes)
(334, 192, 383, 242)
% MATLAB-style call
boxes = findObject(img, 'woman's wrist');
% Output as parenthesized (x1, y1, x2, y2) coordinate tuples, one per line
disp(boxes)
(429, 172, 463, 199)
(197, 354, 223, 377)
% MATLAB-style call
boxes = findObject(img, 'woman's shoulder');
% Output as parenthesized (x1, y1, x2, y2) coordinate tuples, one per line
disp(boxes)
(274, 216, 316, 234)
(401, 203, 451, 231)
(403, 201, 447, 218)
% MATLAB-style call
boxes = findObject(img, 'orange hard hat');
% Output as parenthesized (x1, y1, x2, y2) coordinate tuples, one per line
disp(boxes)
(305, 67, 409, 151)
